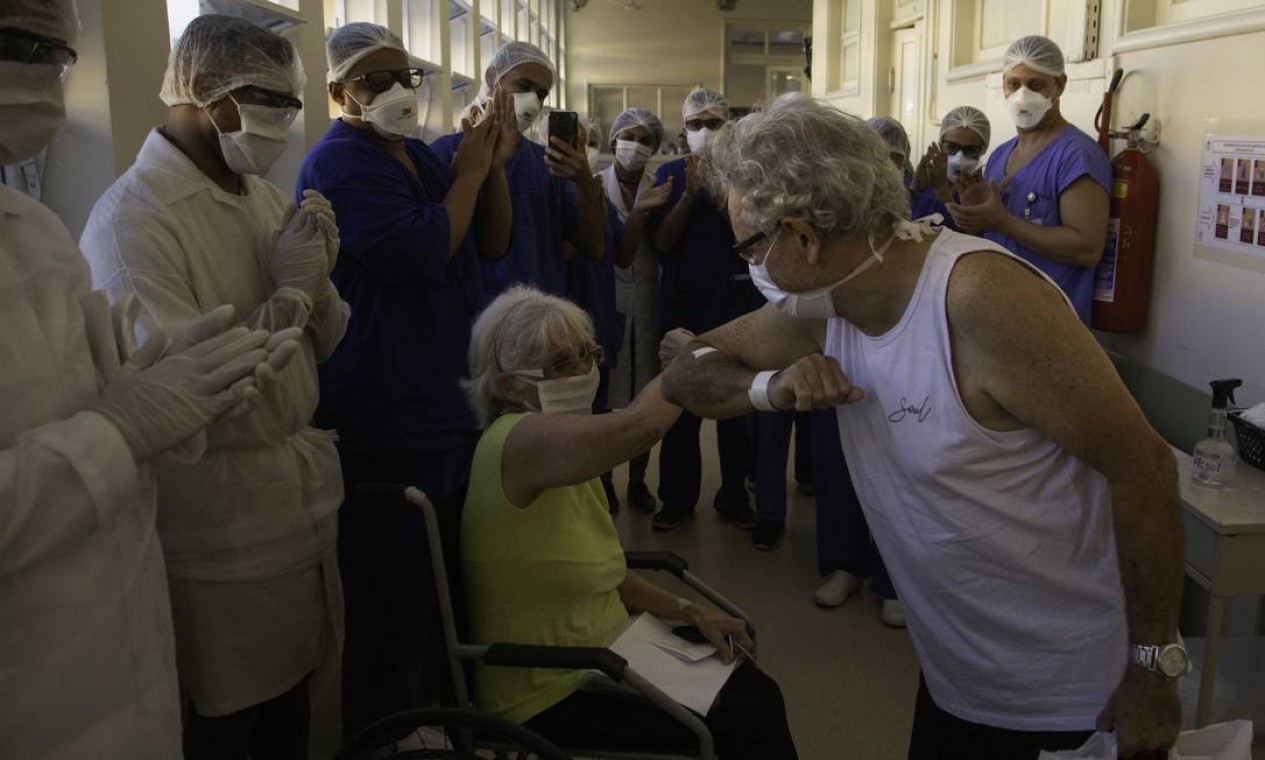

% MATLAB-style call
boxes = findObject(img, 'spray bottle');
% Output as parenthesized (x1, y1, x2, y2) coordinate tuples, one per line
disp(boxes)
(1192, 379, 1242, 488)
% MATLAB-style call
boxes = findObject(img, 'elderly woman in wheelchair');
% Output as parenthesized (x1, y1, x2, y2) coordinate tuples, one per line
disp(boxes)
(460, 285, 799, 759)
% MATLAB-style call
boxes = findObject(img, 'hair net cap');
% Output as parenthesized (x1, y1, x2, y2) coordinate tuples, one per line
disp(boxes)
(1002, 35, 1065, 77)
(609, 107, 665, 150)
(940, 105, 991, 150)
(866, 116, 910, 158)
(326, 21, 421, 83)
(160, 14, 305, 108)
(484, 41, 553, 89)
(0, 0, 79, 41)
(683, 88, 728, 120)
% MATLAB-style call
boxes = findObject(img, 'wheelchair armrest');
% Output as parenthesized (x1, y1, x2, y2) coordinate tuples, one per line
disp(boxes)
(624, 550, 689, 577)
(482, 644, 628, 683)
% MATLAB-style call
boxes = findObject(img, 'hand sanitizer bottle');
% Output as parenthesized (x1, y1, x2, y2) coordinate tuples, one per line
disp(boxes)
(1192, 379, 1242, 488)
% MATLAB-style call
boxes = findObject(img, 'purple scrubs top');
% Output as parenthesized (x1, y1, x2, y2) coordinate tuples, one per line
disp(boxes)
(983, 125, 1111, 324)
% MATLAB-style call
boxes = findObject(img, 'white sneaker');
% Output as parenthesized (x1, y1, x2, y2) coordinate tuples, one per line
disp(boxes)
(880, 599, 907, 628)
(814, 570, 861, 607)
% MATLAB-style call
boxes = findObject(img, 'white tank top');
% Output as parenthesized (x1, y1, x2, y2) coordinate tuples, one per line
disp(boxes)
(825, 229, 1126, 730)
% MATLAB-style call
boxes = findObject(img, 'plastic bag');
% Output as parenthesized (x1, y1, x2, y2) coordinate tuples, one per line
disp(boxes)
(1037, 720, 1253, 760)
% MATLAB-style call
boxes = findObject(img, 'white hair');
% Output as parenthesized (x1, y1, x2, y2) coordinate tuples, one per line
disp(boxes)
(707, 92, 910, 240)
(465, 285, 595, 427)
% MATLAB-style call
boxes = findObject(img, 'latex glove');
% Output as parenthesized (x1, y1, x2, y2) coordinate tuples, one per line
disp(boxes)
(272, 203, 330, 301)
(96, 306, 274, 462)
(228, 326, 304, 417)
(298, 188, 339, 273)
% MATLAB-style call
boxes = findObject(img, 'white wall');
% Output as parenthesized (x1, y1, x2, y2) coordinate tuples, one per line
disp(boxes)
(812, 0, 1265, 406)
(565, 0, 813, 121)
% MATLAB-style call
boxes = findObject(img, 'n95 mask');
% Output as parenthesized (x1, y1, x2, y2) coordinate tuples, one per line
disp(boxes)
(1006, 86, 1051, 130)
(946, 152, 980, 183)
(513, 91, 543, 133)
(345, 83, 419, 139)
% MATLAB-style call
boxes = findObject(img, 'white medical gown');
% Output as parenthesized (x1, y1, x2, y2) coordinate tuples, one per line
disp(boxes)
(80, 129, 350, 716)
(0, 185, 182, 758)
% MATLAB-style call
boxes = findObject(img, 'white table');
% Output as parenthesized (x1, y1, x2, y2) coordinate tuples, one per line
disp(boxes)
(1173, 448, 1265, 726)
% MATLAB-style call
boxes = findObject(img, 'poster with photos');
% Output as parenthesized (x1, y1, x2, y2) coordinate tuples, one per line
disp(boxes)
(1196, 132, 1265, 264)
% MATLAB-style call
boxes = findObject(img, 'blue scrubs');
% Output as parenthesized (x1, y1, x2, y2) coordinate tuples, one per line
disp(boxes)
(431, 133, 579, 297)
(983, 125, 1111, 324)
(910, 186, 953, 229)
(647, 158, 768, 517)
(296, 119, 486, 736)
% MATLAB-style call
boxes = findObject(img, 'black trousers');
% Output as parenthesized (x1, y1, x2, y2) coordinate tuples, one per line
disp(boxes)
(183, 674, 311, 760)
(525, 663, 798, 760)
(908, 676, 1093, 760)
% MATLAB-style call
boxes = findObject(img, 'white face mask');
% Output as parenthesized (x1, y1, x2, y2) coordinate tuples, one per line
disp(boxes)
(513, 91, 543, 134)
(946, 152, 980, 183)
(0, 62, 66, 165)
(531, 364, 600, 415)
(615, 139, 653, 172)
(686, 126, 718, 156)
(1006, 86, 1052, 130)
(209, 97, 293, 176)
(749, 216, 942, 319)
(345, 82, 419, 139)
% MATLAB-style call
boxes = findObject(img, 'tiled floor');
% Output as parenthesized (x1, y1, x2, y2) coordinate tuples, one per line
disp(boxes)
(608, 421, 1263, 760)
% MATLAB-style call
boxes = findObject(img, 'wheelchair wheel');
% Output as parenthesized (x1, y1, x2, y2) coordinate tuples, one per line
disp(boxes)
(336, 707, 572, 760)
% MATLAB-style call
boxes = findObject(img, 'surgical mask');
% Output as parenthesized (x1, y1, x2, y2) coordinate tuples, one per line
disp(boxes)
(345, 82, 419, 139)
(946, 152, 980, 183)
(513, 91, 543, 133)
(586, 146, 600, 173)
(749, 215, 942, 319)
(0, 62, 66, 165)
(209, 97, 293, 176)
(532, 364, 600, 415)
(686, 126, 718, 156)
(1006, 86, 1051, 130)
(615, 139, 653, 172)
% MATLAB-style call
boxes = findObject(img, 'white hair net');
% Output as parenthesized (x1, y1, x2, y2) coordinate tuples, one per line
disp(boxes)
(940, 105, 990, 150)
(484, 40, 553, 89)
(683, 88, 728, 120)
(1002, 35, 1065, 77)
(160, 14, 304, 108)
(0, 0, 79, 41)
(326, 21, 419, 83)
(867, 116, 910, 158)
(609, 107, 664, 149)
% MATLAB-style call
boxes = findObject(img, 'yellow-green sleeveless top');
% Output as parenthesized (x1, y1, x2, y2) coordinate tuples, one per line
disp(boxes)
(461, 412, 629, 723)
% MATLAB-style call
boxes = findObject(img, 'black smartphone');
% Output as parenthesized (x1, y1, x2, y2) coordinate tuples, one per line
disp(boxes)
(671, 625, 709, 645)
(547, 110, 579, 150)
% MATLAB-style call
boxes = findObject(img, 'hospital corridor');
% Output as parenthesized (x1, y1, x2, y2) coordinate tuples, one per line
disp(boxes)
(3, 0, 1265, 758)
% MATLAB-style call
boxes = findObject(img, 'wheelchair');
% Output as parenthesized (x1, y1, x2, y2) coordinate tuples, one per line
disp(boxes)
(337, 483, 753, 760)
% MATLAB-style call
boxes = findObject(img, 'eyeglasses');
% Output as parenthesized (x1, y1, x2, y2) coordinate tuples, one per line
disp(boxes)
(0, 28, 78, 79)
(340, 68, 425, 93)
(733, 229, 770, 264)
(685, 118, 725, 132)
(942, 140, 983, 160)
(509, 345, 605, 380)
(237, 85, 303, 112)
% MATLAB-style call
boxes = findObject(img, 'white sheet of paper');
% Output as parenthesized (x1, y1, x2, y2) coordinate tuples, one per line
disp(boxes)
(653, 637, 718, 663)
(607, 613, 736, 715)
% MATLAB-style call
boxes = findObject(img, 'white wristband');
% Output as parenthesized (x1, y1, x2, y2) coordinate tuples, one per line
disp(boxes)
(748, 370, 779, 412)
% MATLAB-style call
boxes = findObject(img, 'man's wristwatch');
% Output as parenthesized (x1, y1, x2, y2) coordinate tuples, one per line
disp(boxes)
(1129, 642, 1191, 680)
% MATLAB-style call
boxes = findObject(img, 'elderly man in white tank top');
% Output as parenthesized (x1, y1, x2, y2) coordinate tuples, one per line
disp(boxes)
(660, 93, 1185, 760)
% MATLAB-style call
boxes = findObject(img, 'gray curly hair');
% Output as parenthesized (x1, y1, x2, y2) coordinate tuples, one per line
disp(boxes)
(706, 93, 910, 239)
(465, 285, 595, 427)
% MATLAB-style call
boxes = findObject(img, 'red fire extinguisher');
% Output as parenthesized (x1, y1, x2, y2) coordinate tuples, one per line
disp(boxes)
(1092, 69, 1159, 333)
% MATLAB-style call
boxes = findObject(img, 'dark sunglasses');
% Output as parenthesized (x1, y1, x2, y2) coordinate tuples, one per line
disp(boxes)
(0, 27, 77, 76)
(685, 117, 725, 132)
(340, 68, 425, 93)
(942, 140, 984, 160)
(732, 229, 769, 264)
(238, 85, 303, 111)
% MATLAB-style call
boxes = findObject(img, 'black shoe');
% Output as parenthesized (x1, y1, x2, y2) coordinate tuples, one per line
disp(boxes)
(652, 509, 691, 531)
(603, 478, 619, 514)
(718, 505, 759, 530)
(627, 480, 657, 513)
(752, 521, 785, 550)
